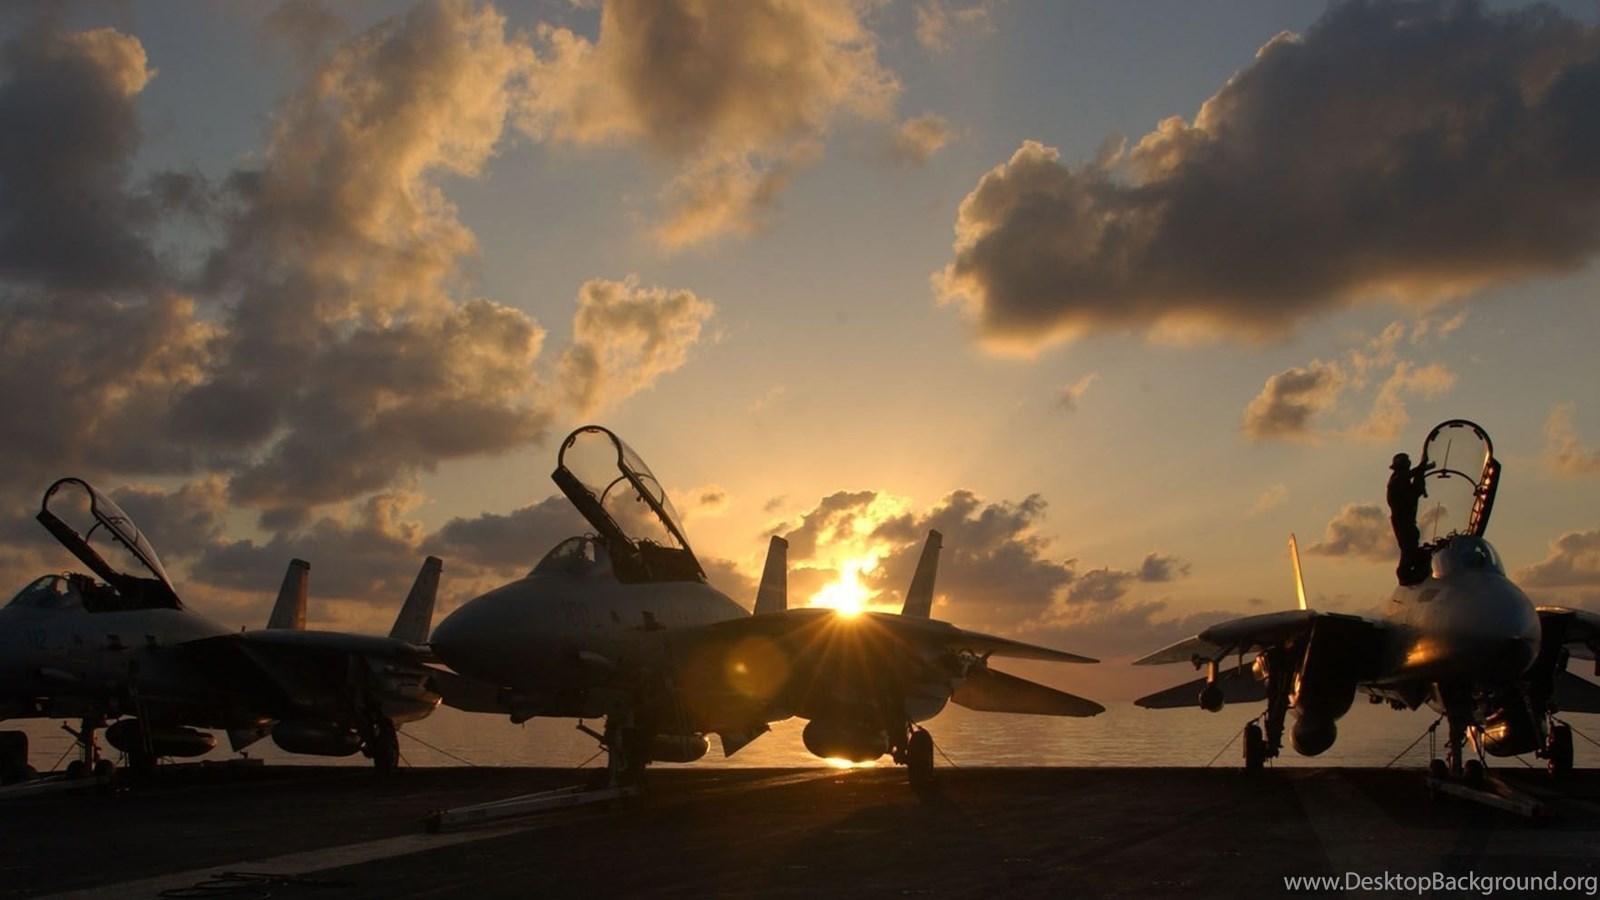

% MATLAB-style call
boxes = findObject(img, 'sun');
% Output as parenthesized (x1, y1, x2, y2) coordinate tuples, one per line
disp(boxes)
(809, 556, 878, 616)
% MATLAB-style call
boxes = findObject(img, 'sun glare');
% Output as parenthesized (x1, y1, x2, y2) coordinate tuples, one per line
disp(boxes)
(809, 556, 878, 616)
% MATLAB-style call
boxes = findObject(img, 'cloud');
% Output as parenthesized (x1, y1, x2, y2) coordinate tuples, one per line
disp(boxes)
(108, 478, 230, 562)
(888, 114, 951, 166)
(915, 0, 997, 53)
(1543, 404, 1600, 477)
(1251, 484, 1289, 516)
(517, 0, 900, 249)
(426, 496, 590, 574)
(1138, 552, 1191, 582)
(1306, 503, 1394, 560)
(1242, 320, 1457, 442)
(0, 25, 166, 293)
(1057, 372, 1098, 411)
(1242, 361, 1346, 440)
(937, 1, 1600, 353)
(1517, 529, 1600, 591)
(558, 277, 715, 416)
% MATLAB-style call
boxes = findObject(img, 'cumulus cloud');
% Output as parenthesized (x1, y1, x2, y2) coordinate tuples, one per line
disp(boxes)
(1138, 552, 1190, 582)
(1242, 320, 1457, 442)
(1242, 361, 1346, 440)
(558, 277, 716, 416)
(937, 1, 1600, 353)
(1518, 529, 1600, 591)
(888, 114, 952, 166)
(516, 0, 900, 249)
(1306, 503, 1393, 560)
(0, 26, 166, 293)
(1543, 404, 1600, 476)
(426, 496, 590, 574)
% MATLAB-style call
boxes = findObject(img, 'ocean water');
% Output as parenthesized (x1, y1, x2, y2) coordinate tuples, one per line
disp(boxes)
(11, 702, 1600, 773)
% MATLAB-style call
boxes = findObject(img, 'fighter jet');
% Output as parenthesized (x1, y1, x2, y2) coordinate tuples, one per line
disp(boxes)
(429, 425, 1103, 788)
(1134, 419, 1600, 778)
(0, 477, 442, 778)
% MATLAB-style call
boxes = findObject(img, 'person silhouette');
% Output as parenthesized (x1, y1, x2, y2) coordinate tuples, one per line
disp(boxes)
(1387, 452, 1434, 584)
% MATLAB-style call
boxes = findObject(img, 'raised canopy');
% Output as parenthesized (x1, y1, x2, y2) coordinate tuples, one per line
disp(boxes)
(1417, 419, 1500, 548)
(36, 476, 180, 609)
(552, 425, 706, 584)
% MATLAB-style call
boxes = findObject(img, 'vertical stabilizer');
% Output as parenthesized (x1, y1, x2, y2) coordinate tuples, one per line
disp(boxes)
(901, 530, 942, 618)
(1289, 534, 1308, 612)
(754, 536, 788, 615)
(267, 559, 309, 630)
(390, 556, 443, 643)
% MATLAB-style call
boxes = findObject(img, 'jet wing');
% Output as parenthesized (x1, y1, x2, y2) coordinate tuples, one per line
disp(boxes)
(1134, 609, 1319, 665)
(1552, 669, 1600, 715)
(1537, 606, 1600, 663)
(666, 607, 1099, 732)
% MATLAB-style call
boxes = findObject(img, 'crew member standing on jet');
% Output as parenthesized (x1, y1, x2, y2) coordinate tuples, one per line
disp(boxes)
(1387, 452, 1433, 584)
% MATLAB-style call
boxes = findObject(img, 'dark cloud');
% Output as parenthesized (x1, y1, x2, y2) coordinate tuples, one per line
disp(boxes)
(0, 25, 164, 293)
(1306, 503, 1393, 560)
(1064, 567, 1135, 606)
(426, 496, 589, 574)
(108, 478, 229, 562)
(938, 1, 1600, 352)
(780, 489, 881, 560)
(1138, 552, 1191, 582)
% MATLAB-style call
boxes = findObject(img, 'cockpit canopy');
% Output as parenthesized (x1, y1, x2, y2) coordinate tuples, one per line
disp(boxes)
(1417, 419, 1501, 550)
(35, 477, 181, 609)
(549, 426, 706, 584)
(4, 572, 158, 613)
(1430, 535, 1506, 579)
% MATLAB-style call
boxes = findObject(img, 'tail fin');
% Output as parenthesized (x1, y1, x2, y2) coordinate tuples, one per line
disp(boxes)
(1289, 533, 1308, 612)
(266, 559, 309, 630)
(753, 536, 787, 615)
(389, 556, 443, 644)
(900, 530, 942, 618)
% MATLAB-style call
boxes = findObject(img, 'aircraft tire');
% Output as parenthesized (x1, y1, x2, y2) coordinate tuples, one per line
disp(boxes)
(1463, 759, 1485, 786)
(907, 729, 934, 785)
(1428, 758, 1448, 780)
(1548, 724, 1574, 778)
(371, 720, 400, 773)
(65, 759, 88, 780)
(1243, 724, 1266, 771)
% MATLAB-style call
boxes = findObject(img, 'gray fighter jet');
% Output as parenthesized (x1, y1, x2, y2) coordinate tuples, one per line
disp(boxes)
(429, 425, 1103, 788)
(1135, 419, 1600, 778)
(0, 477, 442, 779)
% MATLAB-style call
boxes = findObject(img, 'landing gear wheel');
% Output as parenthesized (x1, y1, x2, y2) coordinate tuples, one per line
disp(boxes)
(907, 729, 934, 786)
(370, 719, 400, 773)
(1243, 724, 1267, 772)
(1463, 758, 1485, 786)
(65, 759, 88, 779)
(1547, 724, 1573, 778)
(92, 759, 115, 779)
(1428, 758, 1448, 780)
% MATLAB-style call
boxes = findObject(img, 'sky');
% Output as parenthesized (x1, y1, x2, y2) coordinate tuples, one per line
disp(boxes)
(3, 0, 1600, 701)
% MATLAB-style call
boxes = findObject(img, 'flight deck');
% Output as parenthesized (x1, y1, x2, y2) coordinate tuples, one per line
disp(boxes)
(5, 765, 1600, 898)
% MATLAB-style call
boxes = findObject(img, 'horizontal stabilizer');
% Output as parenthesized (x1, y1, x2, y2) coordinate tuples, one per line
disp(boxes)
(1553, 668, 1600, 715)
(754, 536, 787, 615)
(952, 666, 1103, 717)
(267, 559, 309, 630)
(1134, 663, 1265, 709)
(390, 556, 443, 644)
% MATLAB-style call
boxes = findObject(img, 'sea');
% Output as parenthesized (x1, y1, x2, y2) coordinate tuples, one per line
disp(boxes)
(11, 702, 1600, 773)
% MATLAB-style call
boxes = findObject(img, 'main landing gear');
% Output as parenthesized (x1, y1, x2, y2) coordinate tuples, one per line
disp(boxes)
(1541, 719, 1574, 778)
(62, 717, 115, 780)
(899, 726, 934, 786)
(361, 717, 401, 773)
